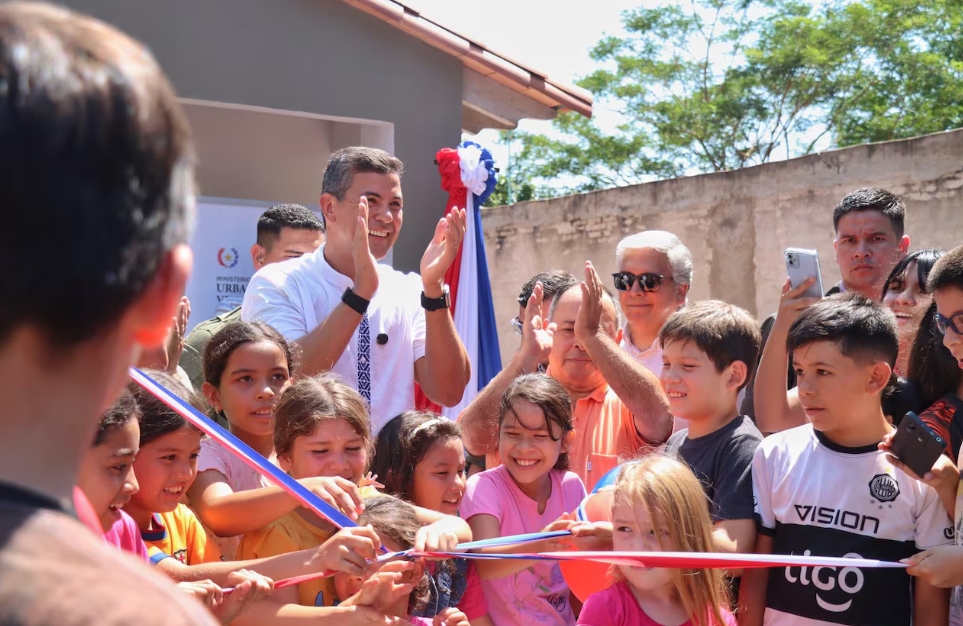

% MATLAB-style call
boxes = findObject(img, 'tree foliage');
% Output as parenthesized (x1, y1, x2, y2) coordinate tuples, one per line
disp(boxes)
(509, 0, 963, 197)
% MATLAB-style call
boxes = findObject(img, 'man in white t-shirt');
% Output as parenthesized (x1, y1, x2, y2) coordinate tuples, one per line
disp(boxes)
(612, 230, 693, 431)
(242, 147, 470, 432)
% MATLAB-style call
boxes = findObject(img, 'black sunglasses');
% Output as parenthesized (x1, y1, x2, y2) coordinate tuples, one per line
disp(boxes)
(612, 272, 667, 292)
(935, 312, 963, 336)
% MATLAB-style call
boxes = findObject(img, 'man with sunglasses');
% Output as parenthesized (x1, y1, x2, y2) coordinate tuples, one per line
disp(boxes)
(612, 231, 692, 368)
(612, 231, 692, 430)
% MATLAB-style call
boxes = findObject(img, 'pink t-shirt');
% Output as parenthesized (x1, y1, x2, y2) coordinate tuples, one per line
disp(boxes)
(102, 509, 149, 561)
(461, 466, 586, 626)
(197, 437, 273, 493)
(197, 437, 275, 559)
(577, 580, 737, 626)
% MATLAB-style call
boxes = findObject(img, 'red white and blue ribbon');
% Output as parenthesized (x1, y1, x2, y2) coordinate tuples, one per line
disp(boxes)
(129, 367, 359, 531)
(417, 142, 500, 415)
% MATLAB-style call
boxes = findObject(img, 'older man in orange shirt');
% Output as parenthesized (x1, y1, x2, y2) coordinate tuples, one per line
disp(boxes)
(459, 261, 672, 491)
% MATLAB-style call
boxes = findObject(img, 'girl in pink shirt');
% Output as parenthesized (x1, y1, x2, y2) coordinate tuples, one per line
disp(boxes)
(77, 387, 149, 560)
(577, 456, 736, 626)
(460, 374, 587, 626)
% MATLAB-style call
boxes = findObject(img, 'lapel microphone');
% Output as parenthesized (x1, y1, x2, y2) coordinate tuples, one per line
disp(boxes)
(376, 333, 388, 345)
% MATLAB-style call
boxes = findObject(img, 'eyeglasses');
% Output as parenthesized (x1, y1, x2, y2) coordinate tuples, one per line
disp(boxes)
(935, 312, 963, 336)
(510, 316, 523, 336)
(612, 272, 668, 292)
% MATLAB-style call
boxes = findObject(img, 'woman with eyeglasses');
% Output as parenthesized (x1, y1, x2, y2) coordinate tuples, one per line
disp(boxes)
(905, 248, 963, 464)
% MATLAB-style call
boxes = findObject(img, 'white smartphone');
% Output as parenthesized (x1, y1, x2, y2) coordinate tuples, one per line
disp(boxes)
(784, 248, 824, 299)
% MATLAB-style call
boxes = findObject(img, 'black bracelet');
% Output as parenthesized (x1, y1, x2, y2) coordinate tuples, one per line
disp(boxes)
(341, 288, 370, 315)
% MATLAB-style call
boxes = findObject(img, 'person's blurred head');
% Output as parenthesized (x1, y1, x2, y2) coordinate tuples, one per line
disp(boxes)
(880, 249, 945, 375)
(833, 188, 910, 299)
(787, 294, 898, 440)
(320, 147, 404, 261)
(512, 270, 578, 336)
(926, 246, 963, 374)
(251, 204, 325, 271)
(613, 231, 691, 347)
(547, 284, 621, 394)
(0, 2, 194, 464)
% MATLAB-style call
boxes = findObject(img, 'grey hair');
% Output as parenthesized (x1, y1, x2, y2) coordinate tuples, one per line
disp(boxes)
(615, 230, 693, 287)
(321, 147, 404, 201)
(548, 283, 623, 329)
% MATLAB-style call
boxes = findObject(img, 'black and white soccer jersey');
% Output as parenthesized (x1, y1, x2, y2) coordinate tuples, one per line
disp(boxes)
(752, 424, 953, 626)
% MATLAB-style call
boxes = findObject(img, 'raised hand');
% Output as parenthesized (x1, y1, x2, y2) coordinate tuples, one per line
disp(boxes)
(574, 261, 605, 340)
(421, 208, 467, 296)
(519, 281, 555, 373)
(353, 196, 379, 300)
(166, 296, 191, 373)
(775, 277, 821, 328)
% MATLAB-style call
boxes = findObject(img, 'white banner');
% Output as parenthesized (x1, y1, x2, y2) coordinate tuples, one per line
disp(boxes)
(184, 199, 273, 331)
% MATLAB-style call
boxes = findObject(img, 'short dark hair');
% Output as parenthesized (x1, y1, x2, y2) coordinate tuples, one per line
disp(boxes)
(127, 370, 205, 447)
(371, 411, 462, 503)
(499, 374, 574, 471)
(93, 387, 139, 447)
(832, 188, 905, 239)
(0, 3, 194, 348)
(927, 245, 963, 294)
(881, 249, 945, 301)
(321, 147, 404, 201)
(517, 271, 578, 306)
(787, 293, 899, 368)
(256, 204, 325, 248)
(658, 301, 761, 392)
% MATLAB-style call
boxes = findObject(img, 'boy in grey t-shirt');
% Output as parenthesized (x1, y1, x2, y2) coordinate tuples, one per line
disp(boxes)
(658, 301, 763, 565)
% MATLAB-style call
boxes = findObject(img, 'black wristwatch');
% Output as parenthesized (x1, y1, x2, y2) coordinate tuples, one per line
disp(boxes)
(421, 285, 451, 311)
(342, 288, 370, 315)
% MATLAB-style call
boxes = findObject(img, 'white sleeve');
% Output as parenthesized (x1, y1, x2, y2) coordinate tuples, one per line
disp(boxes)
(241, 271, 309, 342)
(752, 442, 777, 534)
(914, 480, 954, 549)
(412, 306, 427, 362)
(409, 273, 427, 361)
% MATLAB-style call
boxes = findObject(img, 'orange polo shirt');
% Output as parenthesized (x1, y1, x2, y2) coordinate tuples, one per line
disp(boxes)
(567, 382, 656, 490)
(482, 380, 657, 491)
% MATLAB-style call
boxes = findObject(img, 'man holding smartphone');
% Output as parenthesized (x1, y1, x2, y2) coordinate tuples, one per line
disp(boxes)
(745, 188, 910, 432)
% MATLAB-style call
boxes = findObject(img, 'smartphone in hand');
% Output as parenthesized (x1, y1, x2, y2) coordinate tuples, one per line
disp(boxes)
(889, 411, 945, 478)
(785, 248, 824, 299)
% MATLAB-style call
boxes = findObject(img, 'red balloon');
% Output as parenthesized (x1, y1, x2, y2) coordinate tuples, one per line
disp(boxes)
(564, 491, 616, 602)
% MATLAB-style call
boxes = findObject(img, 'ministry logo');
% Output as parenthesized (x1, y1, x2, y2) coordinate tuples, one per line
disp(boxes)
(217, 247, 239, 269)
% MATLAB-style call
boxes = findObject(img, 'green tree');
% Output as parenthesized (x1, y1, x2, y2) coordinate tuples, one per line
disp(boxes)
(512, 0, 963, 197)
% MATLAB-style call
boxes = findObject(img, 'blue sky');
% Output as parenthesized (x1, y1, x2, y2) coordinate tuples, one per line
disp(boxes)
(408, 0, 641, 179)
